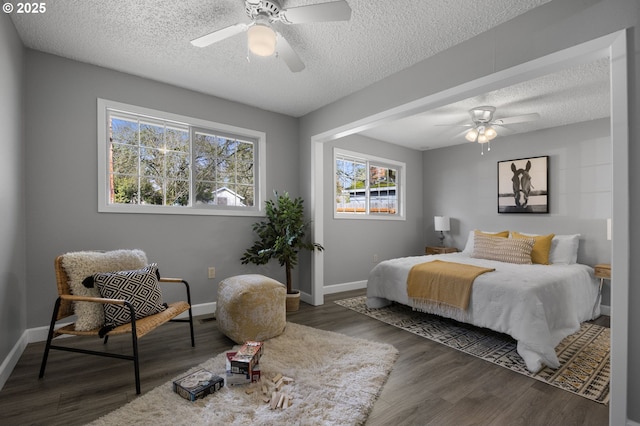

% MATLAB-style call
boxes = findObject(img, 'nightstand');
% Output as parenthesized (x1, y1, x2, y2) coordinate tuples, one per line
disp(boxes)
(593, 263, 611, 316)
(425, 246, 458, 255)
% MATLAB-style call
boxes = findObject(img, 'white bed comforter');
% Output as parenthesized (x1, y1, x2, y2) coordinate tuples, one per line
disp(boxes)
(366, 252, 600, 373)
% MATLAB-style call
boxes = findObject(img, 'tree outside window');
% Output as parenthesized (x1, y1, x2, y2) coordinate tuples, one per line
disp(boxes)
(99, 99, 264, 216)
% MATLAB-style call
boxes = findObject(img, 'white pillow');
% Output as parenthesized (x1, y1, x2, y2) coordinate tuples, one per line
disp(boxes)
(462, 231, 475, 254)
(462, 230, 509, 254)
(549, 234, 581, 264)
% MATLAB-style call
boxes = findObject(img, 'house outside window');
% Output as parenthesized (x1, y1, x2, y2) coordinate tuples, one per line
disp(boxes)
(97, 99, 266, 216)
(334, 148, 405, 220)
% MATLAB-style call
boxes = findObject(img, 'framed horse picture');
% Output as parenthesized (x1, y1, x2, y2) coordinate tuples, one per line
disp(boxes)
(497, 155, 549, 213)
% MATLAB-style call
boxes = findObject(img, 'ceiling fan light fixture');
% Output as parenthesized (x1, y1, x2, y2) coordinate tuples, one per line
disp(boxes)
(484, 126, 497, 140)
(465, 128, 479, 142)
(247, 23, 276, 56)
(469, 106, 496, 123)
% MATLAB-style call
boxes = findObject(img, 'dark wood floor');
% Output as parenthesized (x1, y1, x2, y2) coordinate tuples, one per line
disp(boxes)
(0, 289, 609, 426)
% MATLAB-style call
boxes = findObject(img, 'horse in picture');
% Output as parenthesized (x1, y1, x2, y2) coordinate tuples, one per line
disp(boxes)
(511, 160, 533, 208)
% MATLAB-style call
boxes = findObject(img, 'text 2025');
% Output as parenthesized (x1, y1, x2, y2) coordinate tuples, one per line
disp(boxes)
(16, 2, 46, 13)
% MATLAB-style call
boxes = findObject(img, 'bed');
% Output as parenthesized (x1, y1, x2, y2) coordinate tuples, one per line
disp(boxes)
(366, 231, 600, 373)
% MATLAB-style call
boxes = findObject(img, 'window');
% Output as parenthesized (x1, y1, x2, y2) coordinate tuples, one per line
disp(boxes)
(334, 148, 405, 219)
(98, 99, 265, 216)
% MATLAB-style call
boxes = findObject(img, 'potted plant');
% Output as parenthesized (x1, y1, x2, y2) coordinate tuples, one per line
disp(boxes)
(241, 191, 324, 311)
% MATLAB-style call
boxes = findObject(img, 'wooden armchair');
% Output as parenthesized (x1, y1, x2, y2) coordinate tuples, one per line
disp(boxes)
(39, 253, 195, 394)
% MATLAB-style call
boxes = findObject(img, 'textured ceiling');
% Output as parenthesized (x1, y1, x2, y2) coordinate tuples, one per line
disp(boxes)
(361, 58, 610, 150)
(10, 0, 552, 117)
(9, 0, 610, 151)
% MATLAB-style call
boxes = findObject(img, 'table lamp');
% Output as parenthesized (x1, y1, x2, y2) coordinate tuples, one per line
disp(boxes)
(434, 216, 450, 246)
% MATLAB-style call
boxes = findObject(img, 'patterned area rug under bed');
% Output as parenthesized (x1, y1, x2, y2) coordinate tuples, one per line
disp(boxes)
(335, 296, 610, 404)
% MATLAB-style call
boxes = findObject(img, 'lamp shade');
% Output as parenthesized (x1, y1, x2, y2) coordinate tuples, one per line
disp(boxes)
(465, 128, 479, 142)
(484, 126, 497, 140)
(247, 23, 276, 57)
(434, 216, 450, 232)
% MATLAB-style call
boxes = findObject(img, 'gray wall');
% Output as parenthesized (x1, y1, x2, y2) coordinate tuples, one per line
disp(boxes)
(299, 0, 638, 421)
(3, 0, 639, 421)
(423, 118, 612, 304)
(0, 13, 26, 367)
(23, 50, 300, 329)
(322, 135, 423, 287)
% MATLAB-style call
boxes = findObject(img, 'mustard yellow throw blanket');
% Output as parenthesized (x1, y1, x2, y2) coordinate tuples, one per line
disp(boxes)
(407, 260, 495, 311)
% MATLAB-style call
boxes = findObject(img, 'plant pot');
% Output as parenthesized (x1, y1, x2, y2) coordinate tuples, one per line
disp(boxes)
(286, 291, 301, 312)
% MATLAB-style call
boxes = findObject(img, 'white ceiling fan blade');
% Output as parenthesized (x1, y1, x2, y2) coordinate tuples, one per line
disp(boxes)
(493, 125, 517, 136)
(191, 23, 248, 47)
(276, 33, 305, 72)
(493, 112, 540, 125)
(434, 123, 472, 127)
(281, 0, 351, 24)
(454, 128, 472, 139)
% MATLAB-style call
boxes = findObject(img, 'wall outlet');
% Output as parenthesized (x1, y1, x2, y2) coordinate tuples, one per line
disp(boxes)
(208, 267, 216, 279)
(373, 254, 379, 263)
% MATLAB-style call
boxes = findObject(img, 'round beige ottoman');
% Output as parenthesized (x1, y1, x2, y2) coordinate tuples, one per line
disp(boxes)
(216, 274, 286, 344)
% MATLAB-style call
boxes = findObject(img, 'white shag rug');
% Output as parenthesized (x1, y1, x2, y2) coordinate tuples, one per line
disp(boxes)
(89, 322, 398, 426)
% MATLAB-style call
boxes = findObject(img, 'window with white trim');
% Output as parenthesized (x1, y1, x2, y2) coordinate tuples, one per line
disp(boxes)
(98, 99, 266, 216)
(334, 148, 405, 219)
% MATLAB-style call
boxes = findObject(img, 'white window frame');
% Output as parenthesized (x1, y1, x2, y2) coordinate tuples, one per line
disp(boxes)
(97, 99, 266, 216)
(333, 148, 405, 220)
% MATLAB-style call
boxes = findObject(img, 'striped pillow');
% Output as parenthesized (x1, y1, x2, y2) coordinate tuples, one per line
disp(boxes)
(472, 234, 535, 264)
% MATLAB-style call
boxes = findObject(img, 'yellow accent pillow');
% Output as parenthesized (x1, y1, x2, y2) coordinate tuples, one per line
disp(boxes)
(512, 232, 555, 265)
(475, 230, 509, 238)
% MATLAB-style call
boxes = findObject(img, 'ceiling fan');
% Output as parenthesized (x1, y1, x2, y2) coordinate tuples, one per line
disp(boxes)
(190, 0, 352, 72)
(440, 106, 540, 154)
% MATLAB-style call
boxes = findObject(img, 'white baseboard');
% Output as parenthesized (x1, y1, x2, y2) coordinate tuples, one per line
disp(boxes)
(0, 330, 28, 391)
(28, 322, 73, 344)
(297, 281, 365, 306)
(600, 304, 611, 316)
(176, 302, 216, 319)
(323, 280, 367, 295)
(300, 290, 312, 305)
(628, 420, 639, 426)
(0, 301, 217, 392)
(24, 302, 218, 344)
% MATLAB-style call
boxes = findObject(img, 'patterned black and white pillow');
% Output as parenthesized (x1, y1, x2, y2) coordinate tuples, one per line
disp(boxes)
(93, 264, 167, 336)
